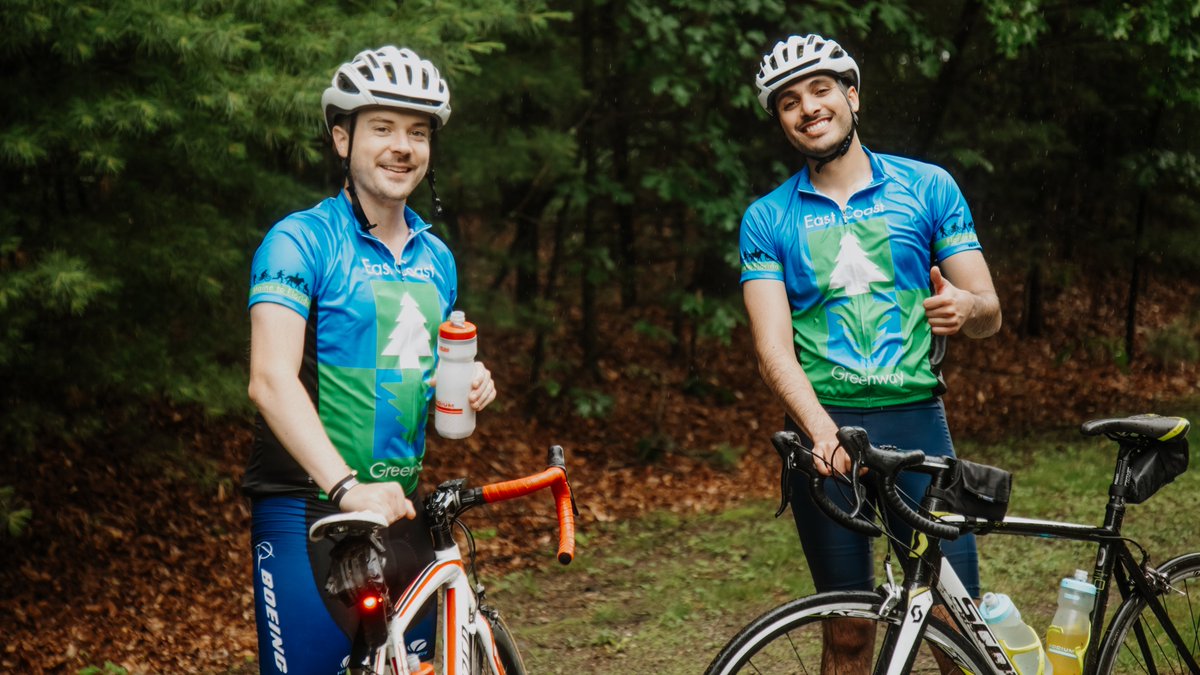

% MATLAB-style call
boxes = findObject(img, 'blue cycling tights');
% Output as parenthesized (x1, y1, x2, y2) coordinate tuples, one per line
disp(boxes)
(786, 398, 981, 597)
(250, 493, 437, 675)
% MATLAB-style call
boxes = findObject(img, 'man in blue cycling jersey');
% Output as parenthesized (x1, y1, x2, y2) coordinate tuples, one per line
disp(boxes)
(740, 34, 1002, 670)
(245, 46, 496, 675)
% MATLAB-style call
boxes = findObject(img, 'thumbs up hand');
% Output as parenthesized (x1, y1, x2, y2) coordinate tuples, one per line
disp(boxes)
(923, 266, 974, 336)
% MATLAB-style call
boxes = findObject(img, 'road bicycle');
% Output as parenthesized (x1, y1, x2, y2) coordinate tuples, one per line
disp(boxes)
(309, 445, 577, 675)
(705, 414, 1197, 674)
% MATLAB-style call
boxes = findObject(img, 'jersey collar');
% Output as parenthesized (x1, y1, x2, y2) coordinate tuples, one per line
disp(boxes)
(795, 146, 889, 196)
(336, 190, 433, 238)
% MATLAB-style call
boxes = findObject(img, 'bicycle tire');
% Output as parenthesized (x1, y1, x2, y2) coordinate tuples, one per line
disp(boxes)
(704, 590, 994, 675)
(471, 609, 527, 675)
(1095, 552, 1200, 675)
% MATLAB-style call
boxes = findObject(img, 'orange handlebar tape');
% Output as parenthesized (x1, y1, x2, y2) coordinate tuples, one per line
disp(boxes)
(552, 479, 575, 565)
(481, 467, 575, 565)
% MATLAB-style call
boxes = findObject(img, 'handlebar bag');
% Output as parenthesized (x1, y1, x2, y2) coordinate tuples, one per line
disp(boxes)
(1126, 437, 1189, 504)
(931, 459, 1012, 521)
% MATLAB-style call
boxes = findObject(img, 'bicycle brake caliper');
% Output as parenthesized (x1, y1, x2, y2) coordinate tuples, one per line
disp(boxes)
(877, 561, 903, 618)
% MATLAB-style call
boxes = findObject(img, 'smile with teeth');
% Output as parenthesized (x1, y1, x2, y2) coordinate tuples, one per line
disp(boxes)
(801, 118, 832, 135)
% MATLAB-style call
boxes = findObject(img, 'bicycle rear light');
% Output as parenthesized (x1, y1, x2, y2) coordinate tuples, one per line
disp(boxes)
(361, 593, 383, 612)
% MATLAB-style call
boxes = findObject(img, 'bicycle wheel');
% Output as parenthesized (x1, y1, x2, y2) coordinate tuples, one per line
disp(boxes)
(705, 591, 992, 675)
(471, 608, 526, 675)
(1095, 552, 1200, 675)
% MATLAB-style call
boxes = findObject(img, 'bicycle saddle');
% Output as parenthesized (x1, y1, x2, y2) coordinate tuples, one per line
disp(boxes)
(1080, 414, 1191, 442)
(309, 510, 389, 543)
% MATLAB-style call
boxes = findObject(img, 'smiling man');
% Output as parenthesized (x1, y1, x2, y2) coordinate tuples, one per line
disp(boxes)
(739, 34, 1001, 672)
(243, 46, 496, 675)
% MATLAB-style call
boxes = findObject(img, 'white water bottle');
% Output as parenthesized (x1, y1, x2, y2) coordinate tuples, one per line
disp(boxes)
(1045, 569, 1097, 675)
(434, 310, 477, 439)
(980, 592, 1046, 675)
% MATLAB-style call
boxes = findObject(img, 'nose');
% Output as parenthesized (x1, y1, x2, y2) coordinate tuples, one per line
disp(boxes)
(801, 94, 825, 118)
(388, 131, 412, 155)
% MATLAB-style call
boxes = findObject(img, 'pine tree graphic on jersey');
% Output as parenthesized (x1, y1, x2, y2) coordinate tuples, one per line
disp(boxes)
(828, 232, 889, 362)
(381, 291, 432, 443)
(383, 292, 432, 368)
(829, 232, 887, 296)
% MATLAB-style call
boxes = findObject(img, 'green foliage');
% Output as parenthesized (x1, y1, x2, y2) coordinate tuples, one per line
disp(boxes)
(4, 0, 1200, 446)
(0, 0, 565, 445)
(569, 387, 614, 419)
(0, 486, 32, 539)
(1144, 316, 1200, 368)
(680, 291, 745, 346)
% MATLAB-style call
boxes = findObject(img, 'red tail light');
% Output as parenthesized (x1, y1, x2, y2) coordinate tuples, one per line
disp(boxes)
(361, 594, 382, 611)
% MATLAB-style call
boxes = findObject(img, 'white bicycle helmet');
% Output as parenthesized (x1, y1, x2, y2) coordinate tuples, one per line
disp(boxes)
(322, 46, 452, 130)
(755, 34, 860, 114)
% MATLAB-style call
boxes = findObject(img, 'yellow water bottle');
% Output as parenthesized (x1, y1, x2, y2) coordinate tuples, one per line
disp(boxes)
(1044, 569, 1097, 675)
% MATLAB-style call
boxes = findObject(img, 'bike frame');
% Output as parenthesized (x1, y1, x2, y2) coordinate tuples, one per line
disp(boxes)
(318, 446, 576, 675)
(370, 540, 503, 675)
(867, 482, 1200, 674)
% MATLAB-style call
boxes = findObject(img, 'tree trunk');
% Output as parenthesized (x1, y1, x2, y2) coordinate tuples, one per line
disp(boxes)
(914, 0, 982, 156)
(1125, 103, 1164, 363)
(578, 0, 600, 378)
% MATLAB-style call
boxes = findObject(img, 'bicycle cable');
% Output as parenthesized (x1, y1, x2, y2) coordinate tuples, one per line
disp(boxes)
(455, 517, 480, 588)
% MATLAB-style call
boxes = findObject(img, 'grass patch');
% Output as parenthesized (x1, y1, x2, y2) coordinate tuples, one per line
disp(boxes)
(483, 416, 1200, 674)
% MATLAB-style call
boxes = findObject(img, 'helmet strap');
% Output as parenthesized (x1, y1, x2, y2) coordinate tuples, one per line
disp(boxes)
(428, 127, 443, 219)
(809, 87, 858, 174)
(341, 113, 378, 232)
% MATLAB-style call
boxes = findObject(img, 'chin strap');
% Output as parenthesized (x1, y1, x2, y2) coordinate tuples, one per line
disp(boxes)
(341, 113, 378, 232)
(810, 110, 858, 174)
(427, 129, 442, 219)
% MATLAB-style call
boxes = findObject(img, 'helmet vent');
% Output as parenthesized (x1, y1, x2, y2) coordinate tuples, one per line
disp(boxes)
(384, 64, 397, 85)
(337, 73, 360, 94)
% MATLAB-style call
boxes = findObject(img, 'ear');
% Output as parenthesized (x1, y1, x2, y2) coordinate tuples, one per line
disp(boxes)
(331, 123, 351, 160)
(846, 85, 860, 114)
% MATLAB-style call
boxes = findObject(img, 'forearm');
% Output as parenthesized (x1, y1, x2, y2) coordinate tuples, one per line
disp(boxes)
(757, 344, 838, 442)
(962, 290, 1002, 338)
(249, 372, 352, 494)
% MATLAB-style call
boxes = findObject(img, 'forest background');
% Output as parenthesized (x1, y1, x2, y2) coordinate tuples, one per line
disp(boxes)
(2, 0, 1200, 672)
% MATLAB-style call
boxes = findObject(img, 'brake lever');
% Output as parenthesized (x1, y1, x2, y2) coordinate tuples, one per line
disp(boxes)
(775, 449, 794, 518)
(844, 454, 871, 521)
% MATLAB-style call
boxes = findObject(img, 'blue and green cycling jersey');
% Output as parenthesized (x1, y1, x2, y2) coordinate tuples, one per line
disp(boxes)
(739, 148, 981, 407)
(244, 191, 456, 497)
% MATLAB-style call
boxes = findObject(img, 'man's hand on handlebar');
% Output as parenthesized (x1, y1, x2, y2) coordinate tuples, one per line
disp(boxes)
(340, 482, 416, 523)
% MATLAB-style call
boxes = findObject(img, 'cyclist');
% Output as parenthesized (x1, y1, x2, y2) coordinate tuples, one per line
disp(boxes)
(244, 46, 496, 675)
(740, 34, 1001, 668)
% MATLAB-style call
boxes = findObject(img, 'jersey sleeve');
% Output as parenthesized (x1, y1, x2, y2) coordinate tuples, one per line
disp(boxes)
(248, 217, 323, 318)
(739, 204, 785, 283)
(928, 168, 982, 263)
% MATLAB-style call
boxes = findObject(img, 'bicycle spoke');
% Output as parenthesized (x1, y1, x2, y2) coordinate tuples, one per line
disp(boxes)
(1105, 560, 1200, 675)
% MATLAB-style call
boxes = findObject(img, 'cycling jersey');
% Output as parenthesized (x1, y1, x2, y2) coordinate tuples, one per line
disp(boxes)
(244, 191, 457, 498)
(739, 148, 981, 407)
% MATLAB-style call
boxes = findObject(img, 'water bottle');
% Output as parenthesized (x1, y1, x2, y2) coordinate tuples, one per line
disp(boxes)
(980, 592, 1046, 675)
(434, 310, 477, 439)
(1044, 569, 1097, 675)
